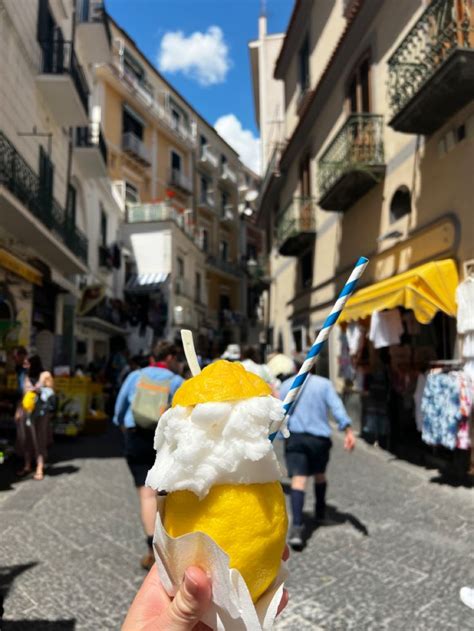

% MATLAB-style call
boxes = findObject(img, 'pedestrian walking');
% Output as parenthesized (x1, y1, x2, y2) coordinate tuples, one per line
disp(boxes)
(16, 355, 55, 481)
(113, 341, 184, 570)
(279, 367, 355, 549)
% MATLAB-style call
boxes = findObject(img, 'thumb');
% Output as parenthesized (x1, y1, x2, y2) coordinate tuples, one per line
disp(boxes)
(158, 567, 212, 630)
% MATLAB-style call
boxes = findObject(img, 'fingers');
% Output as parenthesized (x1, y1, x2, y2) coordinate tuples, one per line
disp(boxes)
(121, 566, 171, 630)
(157, 566, 212, 631)
(282, 544, 290, 562)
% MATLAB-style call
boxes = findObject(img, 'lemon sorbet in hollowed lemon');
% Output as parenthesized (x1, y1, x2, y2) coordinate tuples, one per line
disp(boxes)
(164, 482, 288, 603)
(145, 359, 288, 603)
(172, 359, 271, 407)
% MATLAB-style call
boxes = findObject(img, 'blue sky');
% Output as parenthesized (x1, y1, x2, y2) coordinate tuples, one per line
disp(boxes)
(105, 0, 294, 172)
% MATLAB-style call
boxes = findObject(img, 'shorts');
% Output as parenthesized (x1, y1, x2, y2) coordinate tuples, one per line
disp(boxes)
(123, 427, 156, 487)
(285, 433, 332, 477)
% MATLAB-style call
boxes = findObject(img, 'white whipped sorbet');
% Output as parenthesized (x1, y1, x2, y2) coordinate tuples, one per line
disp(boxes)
(145, 395, 285, 498)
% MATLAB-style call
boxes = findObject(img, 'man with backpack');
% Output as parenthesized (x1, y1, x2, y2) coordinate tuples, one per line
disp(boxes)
(113, 341, 184, 570)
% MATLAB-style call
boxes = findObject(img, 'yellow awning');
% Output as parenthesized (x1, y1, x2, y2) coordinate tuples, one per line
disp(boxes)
(339, 259, 459, 325)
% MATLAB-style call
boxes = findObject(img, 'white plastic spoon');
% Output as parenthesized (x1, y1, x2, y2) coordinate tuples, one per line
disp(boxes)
(180, 329, 201, 376)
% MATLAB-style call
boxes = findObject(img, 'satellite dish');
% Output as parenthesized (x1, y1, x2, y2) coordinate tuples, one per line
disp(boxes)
(245, 189, 259, 202)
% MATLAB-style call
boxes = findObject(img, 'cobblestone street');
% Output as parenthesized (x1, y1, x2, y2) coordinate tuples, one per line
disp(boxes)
(1, 427, 473, 630)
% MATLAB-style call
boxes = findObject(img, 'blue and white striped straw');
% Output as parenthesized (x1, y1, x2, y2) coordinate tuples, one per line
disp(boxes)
(271, 256, 369, 440)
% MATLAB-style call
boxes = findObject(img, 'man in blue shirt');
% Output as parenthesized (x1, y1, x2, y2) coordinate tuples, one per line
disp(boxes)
(114, 341, 183, 569)
(280, 370, 355, 549)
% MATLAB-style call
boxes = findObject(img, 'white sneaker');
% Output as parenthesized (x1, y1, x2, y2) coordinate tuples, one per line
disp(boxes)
(460, 587, 474, 610)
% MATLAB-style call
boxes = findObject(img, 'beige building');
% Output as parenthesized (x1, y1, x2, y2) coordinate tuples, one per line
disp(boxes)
(0, 0, 125, 368)
(98, 16, 265, 354)
(253, 0, 474, 367)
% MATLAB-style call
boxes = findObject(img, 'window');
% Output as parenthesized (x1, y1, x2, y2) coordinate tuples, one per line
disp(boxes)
(200, 176, 209, 203)
(38, 146, 53, 213)
(390, 186, 411, 222)
(123, 49, 146, 83)
(100, 206, 107, 247)
(195, 272, 202, 302)
(201, 229, 209, 253)
(200, 135, 207, 148)
(298, 36, 310, 92)
(122, 106, 144, 139)
(347, 54, 371, 113)
(177, 257, 184, 278)
(171, 150, 181, 173)
(221, 190, 229, 211)
(125, 181, 139, 203)
(247, 243, 257, 261)
(221, 154, 227, 167)
(293, 328, 303, 353)
(300, 249, 313, 288)
(219, 240, 229, 261)
(169, 98, 190, 130)
(66, 184, 77, 229)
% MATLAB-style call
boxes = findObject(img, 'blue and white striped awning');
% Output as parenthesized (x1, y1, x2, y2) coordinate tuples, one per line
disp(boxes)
(125, 272, 169, 294)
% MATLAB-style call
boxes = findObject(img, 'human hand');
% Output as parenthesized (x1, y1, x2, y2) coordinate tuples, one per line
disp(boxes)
(344, 428, 356, 451)
(122, 565, 212, 631)
(122, 548, 290, 630)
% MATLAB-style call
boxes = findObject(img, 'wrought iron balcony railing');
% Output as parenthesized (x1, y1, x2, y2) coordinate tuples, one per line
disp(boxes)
(259, 142, 284, 204)
(169, 169, 193, 194)
(126, 202, 195, 240)
(206, 255, 243, 277)
(122, 132, 151, 165)
(0, 131, 88, 263)
(276, 197, 317, 255)
(318, 114, 385, 203)
(198, 192, 215, 209)
(220, 163, 238, 185)
(39, 39, 89, 114)
(220, 204, 235, 222)
(388, 0, 474, 123)
(75, 123, 108, 164)
(199, 144, 219, 168)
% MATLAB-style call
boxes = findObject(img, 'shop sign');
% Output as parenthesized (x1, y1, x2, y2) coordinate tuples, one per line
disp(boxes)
(0, 249, 42, 286)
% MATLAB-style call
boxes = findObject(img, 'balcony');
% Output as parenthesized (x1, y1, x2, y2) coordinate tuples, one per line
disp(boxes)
(169, 169, 193, 195)
(388, 0, 474, 134)
(259, 142, 284, 204)
(246, 256, 271, 288)
(74, 123, 108, 178)
(36, 39, 89, 126)
(122, 132, 151, 166)
(175, 277, 192, 298)
(0, 131, 88, 273)
(318, 114, 385, 211)
(206, 255, 242, 278)
(197, 192, 215, 211)
(126, 202, 195, 241)
(220, 204, 235, 223)
(198, 144, 219, 170)
(219, 163, 238, 186)
(277, 197, 317, 256)
(75, 0, 111, 65)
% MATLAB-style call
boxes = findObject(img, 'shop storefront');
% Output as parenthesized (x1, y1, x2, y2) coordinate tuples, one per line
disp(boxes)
(339, 257, 473, 475)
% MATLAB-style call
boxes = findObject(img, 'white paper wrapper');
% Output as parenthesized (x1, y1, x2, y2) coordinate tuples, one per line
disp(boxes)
(153, 497, 288, 630)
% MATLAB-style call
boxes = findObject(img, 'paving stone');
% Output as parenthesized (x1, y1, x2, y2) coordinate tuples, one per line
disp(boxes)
(1, 426, 473, 629)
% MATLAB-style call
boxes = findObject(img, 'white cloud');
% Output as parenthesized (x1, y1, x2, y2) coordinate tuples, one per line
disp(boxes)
(215, 114, 261, 175)
(157, 26, 230, 86)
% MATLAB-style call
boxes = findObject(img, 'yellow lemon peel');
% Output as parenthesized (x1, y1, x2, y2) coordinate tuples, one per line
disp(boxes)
(163, 482, 287, 602)
(172, 360, 271, 407)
